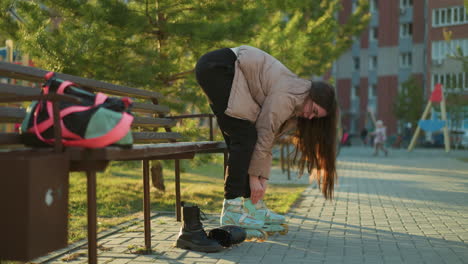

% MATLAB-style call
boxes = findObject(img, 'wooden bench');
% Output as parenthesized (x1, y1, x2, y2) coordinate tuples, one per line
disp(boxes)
(0, 61, 227, 264)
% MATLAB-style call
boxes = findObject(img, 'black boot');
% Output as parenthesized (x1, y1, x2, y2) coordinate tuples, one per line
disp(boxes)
(208, 225, 246, 247)
(175, 203, 224, 253)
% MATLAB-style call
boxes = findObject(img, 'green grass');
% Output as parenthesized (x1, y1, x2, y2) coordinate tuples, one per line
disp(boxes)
(66, 160, 307, 243)
(457, 157, 468, 163)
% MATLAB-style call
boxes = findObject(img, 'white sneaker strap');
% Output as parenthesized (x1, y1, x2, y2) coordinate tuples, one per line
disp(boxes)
(226, 199, 243, 205)
(239, 213, 249, 224)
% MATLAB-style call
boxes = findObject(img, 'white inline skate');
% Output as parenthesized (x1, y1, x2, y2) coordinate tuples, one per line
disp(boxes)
(243, 198, 288, 236)
(220, 197, 268, 242)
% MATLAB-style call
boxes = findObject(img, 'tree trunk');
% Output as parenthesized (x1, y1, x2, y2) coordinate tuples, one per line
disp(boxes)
(151, 161, 165, 191)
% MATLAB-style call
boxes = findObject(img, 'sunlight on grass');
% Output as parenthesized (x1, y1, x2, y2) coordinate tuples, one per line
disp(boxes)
(66, 160, 307, 243)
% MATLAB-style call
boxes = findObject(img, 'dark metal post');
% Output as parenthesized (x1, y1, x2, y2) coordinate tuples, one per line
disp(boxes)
(86, 171, 97, 264)
(142, 160, 151, 251)
(209, 116, 214, 141)
(175, 160, 181, 221)
(52, 102, 63, 153)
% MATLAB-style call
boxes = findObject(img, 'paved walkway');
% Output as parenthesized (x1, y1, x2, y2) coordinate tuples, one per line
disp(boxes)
(39, 147, 468, 264)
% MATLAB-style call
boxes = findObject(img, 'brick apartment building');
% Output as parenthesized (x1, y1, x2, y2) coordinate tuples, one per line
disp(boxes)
(333, 0, 468, 138)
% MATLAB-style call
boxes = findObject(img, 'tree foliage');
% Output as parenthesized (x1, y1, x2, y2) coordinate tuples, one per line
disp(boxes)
(251, 0, 370, 77)
(394, 76, 425, 129)
(442, 7, 468, 132)
(0, 0, 369, 114)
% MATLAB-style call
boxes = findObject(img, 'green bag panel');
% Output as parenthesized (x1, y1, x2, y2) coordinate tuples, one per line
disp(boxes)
(85, 107, 133, 145)
(20, 101, 38, 134)
(115, 128, 133, 145)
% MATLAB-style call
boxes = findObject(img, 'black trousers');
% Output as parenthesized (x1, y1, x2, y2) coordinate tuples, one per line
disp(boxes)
(195, 48, 257, 199)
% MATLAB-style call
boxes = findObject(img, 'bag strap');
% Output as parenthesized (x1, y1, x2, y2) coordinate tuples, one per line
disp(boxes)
(94, 92, 107, 106)
(56, 112, 134, 148)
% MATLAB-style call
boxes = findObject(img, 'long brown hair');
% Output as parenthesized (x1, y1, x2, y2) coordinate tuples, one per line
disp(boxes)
(293, 81, 338, 199)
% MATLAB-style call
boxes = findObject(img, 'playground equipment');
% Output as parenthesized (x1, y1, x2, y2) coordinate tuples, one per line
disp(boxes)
(367, 107, 377, 127)
(407, 84, 450, 152)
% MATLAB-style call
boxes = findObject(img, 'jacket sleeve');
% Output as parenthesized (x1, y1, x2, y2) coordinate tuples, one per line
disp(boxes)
(248, 93, 296, 179)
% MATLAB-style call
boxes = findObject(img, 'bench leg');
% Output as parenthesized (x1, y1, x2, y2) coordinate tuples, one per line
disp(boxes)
(142, 160, 151, 251)
(86, 171, 97, 264)
(175, 159, 181, 222)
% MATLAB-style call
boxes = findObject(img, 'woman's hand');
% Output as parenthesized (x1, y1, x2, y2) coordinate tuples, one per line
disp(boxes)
(250, 175, 266, 204)
(259, 177, 268, 193)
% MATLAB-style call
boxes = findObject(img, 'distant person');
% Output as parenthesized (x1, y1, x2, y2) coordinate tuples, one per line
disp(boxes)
(341, 127, 351, 146)
(360, 127, 368, 146)
(403, 122, 412, 147)
(371, 120, 388, 156)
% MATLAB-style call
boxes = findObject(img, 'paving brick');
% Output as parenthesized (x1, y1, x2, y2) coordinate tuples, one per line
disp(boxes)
(106, 259, 131, 264)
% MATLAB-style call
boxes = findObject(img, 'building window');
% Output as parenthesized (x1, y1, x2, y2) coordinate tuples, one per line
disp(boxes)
(400, 0, 413, 8)
(400, 52, 412, 68)
(466, 72, 468, 89)
(433, 6, 468, 27)
(353, 57, 360, 71)
(400, 23, 413, 38)
(369, 56, 378, 70)
(432, 72, 468, 91)
(369, 84, 378, 97)
(352, 1, 358, 12)
(370, 27, 378, 42)
(354, 85, 360, 97)
(447, 8, 453, 24)
(458, 73, 464, 88)
(446, 73, 452, 89)
(434, 10, 440, 26)
(441, 9, 447, 24)
(400, 0, 412, 15)
(459, 6, 466, 23)
(432, 38, 468, 62)
(370, 0, 378, 13)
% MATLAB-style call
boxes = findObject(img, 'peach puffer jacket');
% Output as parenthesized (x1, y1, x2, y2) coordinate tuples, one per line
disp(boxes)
(224, 45, 311, 179)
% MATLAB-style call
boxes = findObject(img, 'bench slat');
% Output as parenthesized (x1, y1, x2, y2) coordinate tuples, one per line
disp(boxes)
(0, 62, 162, 100)
(132, 132, 182, 143)
(0, 83, 170, 115)
(0, 133, 22, 145)
(0, 83, 40, 96)
(132, 117, 177, 127)
(0, 107, 176, 127)
(0, 132, 184, 146)
(132, 102, 170, 114)
(0, 107, 26, 123)
(0, 141, 226, 161)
